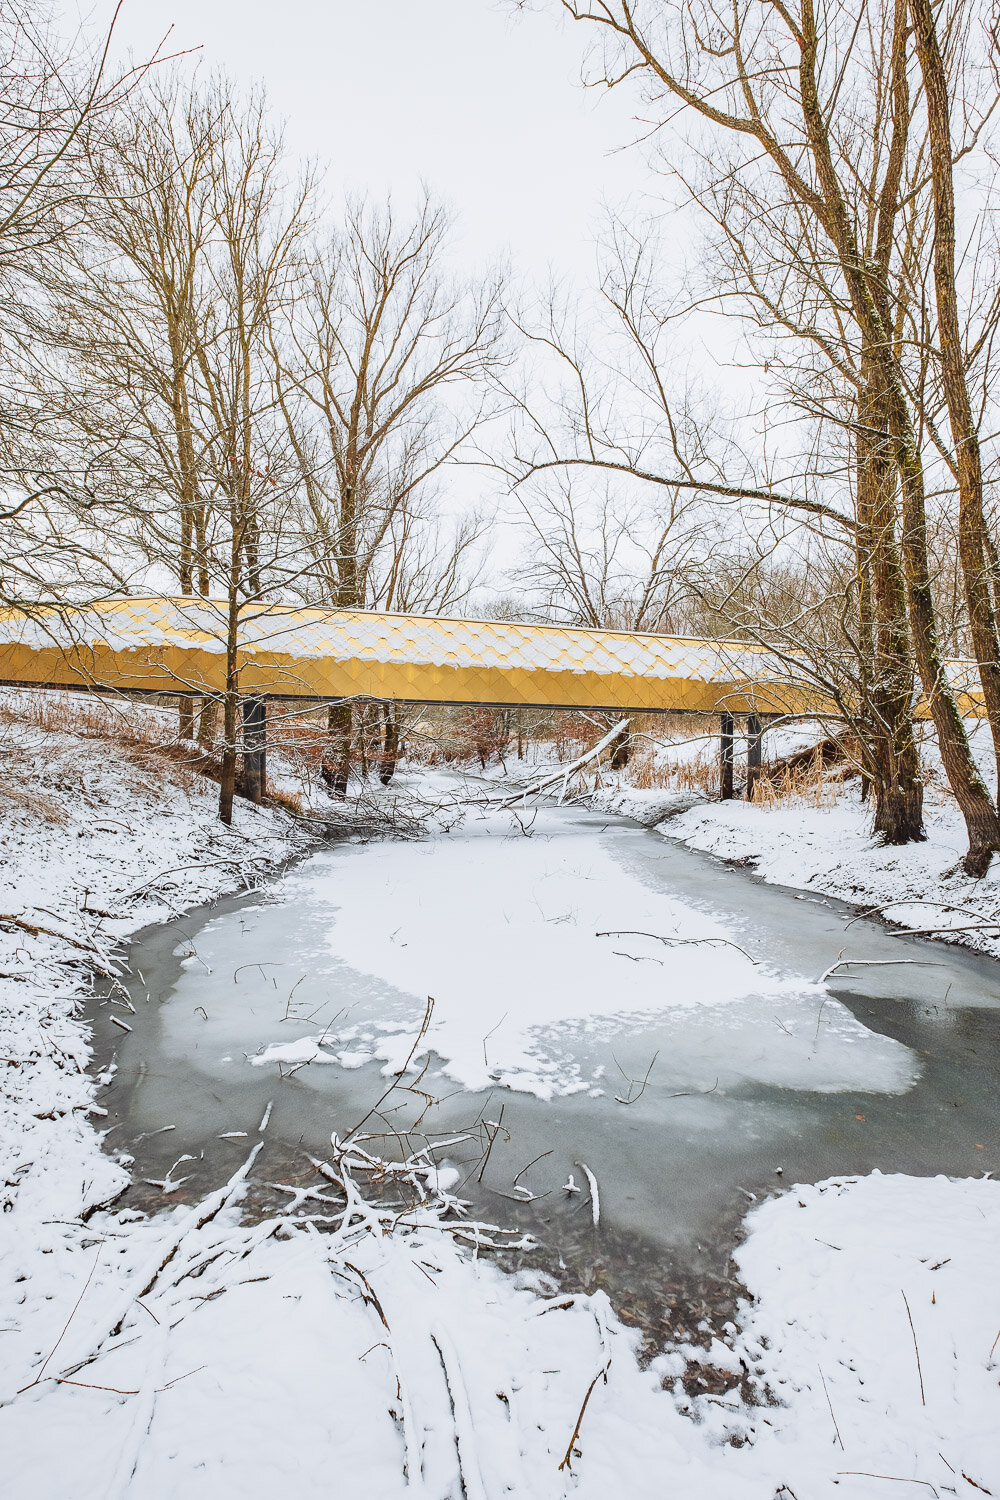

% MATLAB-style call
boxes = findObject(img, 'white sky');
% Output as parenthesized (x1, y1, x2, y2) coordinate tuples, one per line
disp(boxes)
(87, 0, 651, 285)
(77, 1, 742, 596)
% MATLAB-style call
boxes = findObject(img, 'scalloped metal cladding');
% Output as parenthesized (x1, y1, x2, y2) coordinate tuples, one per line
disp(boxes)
(0, 596, 975, 716)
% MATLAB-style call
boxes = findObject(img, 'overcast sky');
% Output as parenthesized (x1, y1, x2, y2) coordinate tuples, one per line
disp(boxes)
(78, 2, 715, 593)
(88, 0, 650, 285)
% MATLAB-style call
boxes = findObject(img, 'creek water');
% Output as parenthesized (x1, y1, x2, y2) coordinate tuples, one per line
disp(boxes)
(88, 796, 1000, 1336)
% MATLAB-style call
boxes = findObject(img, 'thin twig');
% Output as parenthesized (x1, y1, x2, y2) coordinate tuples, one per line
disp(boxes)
(818, 1365, 844, 1449)
(836, 1476, 939, 1494)
(612, 1049, 659, 1104)
(901, 1289, 926, 1406)
(475, 1101, 507, 1185)
(558, 1361, 611, 1471)
(596, 930, 756, 962)
(513, 1149, 553, 1190)
(23, 1249, 101, 1390)
(342, 996, 435, 1145)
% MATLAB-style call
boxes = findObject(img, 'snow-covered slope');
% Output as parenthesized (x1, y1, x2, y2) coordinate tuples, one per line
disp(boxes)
(1, 692, 998, 1498)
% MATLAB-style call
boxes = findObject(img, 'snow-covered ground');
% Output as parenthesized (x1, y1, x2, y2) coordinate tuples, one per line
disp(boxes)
(2, 691, 999, 1498)
(668, 791, 1000, 954)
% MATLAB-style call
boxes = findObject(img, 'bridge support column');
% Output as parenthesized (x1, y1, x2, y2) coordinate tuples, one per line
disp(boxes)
(241, 696, 267, 804)
(720, 711, 735, 801)
(746, 714, 763, 800)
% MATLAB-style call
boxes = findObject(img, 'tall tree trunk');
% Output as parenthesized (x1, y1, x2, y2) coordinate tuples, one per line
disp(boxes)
(856, 368, 924, 844)
(218, 596, 240, 826)
(324, 477, 361, 791)
(909, 0, 1000, 805)
(177, 500, 195, 741)
(795, 0, 998, 868)
(322, 700, 353, 797)
(218, 521, 243, 825)
(895, 425, 1000, 873)
(172, 322, 202, 748)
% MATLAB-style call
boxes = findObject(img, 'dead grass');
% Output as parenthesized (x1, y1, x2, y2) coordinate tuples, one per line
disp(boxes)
(0, 688, 215, 817)
(265, 786, 306, 816)
(627, 746, 717, 795)
(0, 687, 171, 744)
(748, 751, 850, 809)
(0, 781, 71, 824)
(627, 719, 861, 808)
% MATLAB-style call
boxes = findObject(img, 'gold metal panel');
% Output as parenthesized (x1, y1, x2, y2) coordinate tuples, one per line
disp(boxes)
(0, 596, 976, 719)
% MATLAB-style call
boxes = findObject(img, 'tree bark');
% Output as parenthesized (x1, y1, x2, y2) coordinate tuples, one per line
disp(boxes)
(895, 424, 1000, 872)
(322, 701, 353, 797)
(909, 0, 1000, 805)
(794, 3, 997, 867)
(856, 362, 924, 844)
(218, 541, 242, 827)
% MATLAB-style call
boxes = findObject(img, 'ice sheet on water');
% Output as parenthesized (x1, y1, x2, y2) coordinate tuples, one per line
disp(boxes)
(153, 804, 917, 1102)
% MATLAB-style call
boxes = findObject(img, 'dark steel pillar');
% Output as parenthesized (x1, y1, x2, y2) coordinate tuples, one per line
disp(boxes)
(746, 713, 763, 800)
(241, 695, 267, 804)
(720, 711, 735, 801)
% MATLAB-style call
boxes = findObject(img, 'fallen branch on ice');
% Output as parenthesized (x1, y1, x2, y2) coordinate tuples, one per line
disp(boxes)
(817, 956, 945, 984)
(576, 1162, 601, 1228)
(596, 929, 757, 963)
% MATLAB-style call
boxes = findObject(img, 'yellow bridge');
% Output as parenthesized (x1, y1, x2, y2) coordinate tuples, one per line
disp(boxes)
(0, 596, 985, 802)
(0, 595, 825, 717)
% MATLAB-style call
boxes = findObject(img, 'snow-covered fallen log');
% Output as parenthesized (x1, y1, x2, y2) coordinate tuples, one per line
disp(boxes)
(482, 718, 630, 808)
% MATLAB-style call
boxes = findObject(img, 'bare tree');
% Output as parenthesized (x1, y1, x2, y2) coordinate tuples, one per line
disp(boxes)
(907, 0, 1000, 788)
(0, 3, 172, 613)
(70, 78, 224, 738)
(273, 193, 505, 792)
(513, 474, 703, 632)
(501, 222, 919, 816)
(516, 0, 1000, 870)
(66, 75, 313, 822)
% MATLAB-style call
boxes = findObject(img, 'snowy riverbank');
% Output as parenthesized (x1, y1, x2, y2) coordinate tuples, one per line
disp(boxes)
(592, 717, 1000, 961)
(1, 695, 998, 1498)
(661, 788, 1000, 960)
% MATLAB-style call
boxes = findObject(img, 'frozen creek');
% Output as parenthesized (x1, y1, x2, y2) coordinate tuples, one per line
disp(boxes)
(90, 783, 1000, 1313)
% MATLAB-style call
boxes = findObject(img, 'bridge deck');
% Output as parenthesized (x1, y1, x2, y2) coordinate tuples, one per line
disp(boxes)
(0, 596, 836, 716)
